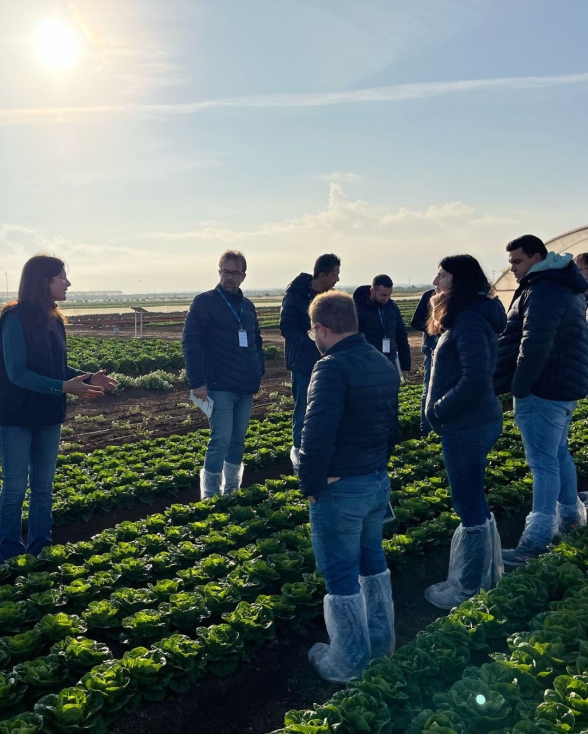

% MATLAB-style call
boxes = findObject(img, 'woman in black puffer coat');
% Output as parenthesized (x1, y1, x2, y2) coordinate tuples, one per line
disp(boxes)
(424, 254, 506, 610)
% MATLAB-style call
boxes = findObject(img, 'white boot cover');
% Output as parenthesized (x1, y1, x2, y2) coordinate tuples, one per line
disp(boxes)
(556, 496, 587, 536)
(308, 592, 371, 683)
(425, 518, 495, 610)
(290, 446, 300, 475)
(199, 468, 224, 499)
(360, 569, 395, 659)
(489, 513, 504, 587)
(222, 462, 244, 495)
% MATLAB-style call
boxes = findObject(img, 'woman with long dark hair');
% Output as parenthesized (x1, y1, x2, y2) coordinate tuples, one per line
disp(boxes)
(0, 255, 117, 561)
(424, 254, 506, 609)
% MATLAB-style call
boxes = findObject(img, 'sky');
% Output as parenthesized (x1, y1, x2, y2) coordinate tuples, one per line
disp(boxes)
(1, 0, 587, 293)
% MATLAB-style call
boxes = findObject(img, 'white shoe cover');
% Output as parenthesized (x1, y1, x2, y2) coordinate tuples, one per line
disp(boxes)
(425, 516, 499, 610)
(222, 462, 244, 495)
(308, 592, 371, 683)
(290, 446, 300, 475)
(556, 496, 587, 536)
(360, 569, 395, 658)
(199, 468, 224, 499)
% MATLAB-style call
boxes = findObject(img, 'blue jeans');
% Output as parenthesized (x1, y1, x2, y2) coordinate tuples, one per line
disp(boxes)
(420, 350, 433, 436)
(514, 395, 578, 514)
(309, 469, 390, 596)
(441, 418, 502, 527)
(0, 424, 61, 561)
(291, 371, 311, 449)
(204, 391, 254, 473)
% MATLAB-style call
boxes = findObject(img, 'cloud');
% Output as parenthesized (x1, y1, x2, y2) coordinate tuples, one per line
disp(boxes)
(322, 172, 362, 183)
(1, 71, 587, 126)
(0, 186, 528, 290)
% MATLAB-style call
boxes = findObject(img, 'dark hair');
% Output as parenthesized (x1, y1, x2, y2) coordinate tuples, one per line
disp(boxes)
(313, 253, 341, 279)
(427, 254, 492, 335)
(310, 291, 357, 334)
(506, 234, 547, 259)
(372, 274, 393, 289)
(2, 254, 66, 324)
(219, 250, 247, 273)
(574, 253, 588, 268)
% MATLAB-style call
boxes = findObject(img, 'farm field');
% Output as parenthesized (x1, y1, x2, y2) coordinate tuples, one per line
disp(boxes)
(1, 317, 587, 733)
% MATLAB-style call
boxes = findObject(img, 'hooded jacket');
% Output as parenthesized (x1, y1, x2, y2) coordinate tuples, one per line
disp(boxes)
(182, 287, 265, 394)
(352, 286, 411, 371)
(494, 253, 588, 400)
(425, 296, 507, 434)
(279, 273, 321, 375)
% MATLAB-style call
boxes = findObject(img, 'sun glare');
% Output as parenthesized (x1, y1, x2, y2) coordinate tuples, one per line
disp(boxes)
(35, 20, 78, 69)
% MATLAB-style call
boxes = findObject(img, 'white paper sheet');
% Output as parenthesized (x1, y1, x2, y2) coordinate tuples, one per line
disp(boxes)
(189, 390, 214, 418)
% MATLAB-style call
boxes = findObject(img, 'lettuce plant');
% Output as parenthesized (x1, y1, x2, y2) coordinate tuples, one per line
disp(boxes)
(36, 613, 87, 643)
(35, 686, 104, 734)
(0, 712, 44, 734)
(51, 636, 112, 680)
(14, 654, 68, 692)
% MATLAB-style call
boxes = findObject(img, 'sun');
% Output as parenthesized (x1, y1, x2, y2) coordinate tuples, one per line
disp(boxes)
(34, 20, 79, 69)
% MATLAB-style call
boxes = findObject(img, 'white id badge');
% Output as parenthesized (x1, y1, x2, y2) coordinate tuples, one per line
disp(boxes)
(382, 338, 391, 354)
(238, 329, 248, 348)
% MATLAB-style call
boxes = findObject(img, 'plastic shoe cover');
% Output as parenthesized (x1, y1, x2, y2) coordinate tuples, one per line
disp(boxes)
(290, 446, 300, 475)
(222, 462, 244, 495)
(489, 513, 504, 586)
(556, 496, 587, 536)
(308, 593, 371, 683)
(425, 518, 495, 610)
(502, 512, 558, 567)
(360, 569, 395, 658)
(199, 468, 224, 499)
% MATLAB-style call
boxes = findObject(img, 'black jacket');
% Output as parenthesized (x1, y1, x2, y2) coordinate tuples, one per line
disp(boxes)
(183, 287, 264, 394)
(279, 273, 320, 376)
(299, 333, 399, 497)
(426, 297, 506, 434)
(352, 286, 411, 371)
(0, 305, 68, 427)
(494, 262, 588, 400)
(411, 289, 438, 353)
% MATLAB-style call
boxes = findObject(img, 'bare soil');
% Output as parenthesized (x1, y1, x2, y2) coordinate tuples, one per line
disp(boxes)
(62, 329, 424, 454)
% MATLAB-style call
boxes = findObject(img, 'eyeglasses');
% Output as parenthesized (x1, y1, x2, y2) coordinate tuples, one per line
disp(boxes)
(307, 325, 318, 341)
(219, 268, 244, 278)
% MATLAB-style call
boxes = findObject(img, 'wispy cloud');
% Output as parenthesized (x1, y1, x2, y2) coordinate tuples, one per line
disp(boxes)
(1, 72, 587, 126)
(322, 172, 362, 183)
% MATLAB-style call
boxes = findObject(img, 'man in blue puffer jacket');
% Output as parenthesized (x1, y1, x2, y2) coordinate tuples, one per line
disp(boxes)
(279, 253, 341, 472)
(299, 291, 399, 683)
(183, 250, 265, 499)
(494, 234, 588, 566)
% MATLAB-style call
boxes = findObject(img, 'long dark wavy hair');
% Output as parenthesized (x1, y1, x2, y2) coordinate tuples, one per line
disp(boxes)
(2, 254, 67, 325)
(427, 254, 493, 335)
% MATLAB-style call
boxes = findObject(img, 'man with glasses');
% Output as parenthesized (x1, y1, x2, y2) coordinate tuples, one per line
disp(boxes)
(280, 253, 341, 473)
(300, 291, 399, 683)
(183, 250, 265, 498)
(574, 253, 588, 315)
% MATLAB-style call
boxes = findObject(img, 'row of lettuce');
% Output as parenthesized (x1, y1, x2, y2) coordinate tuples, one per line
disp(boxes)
(0, 385, 423, 528)
(0, 401, 579, 733)
(67, 337, 280, 378)
(270, 525, 588, 734)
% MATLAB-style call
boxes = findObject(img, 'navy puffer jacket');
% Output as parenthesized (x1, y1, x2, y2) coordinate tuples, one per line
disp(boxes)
(183, 287, 264, 393)
(426, 296, 506, 434)
(279, 273, 320, 375)
(410, 289, 438, 354)
(494, 262, 588, 400)
(352, 286, 411, 371)
(299, 333, 399, 497)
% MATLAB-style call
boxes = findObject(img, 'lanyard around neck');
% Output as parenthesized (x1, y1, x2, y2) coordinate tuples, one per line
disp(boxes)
(378, 306, 387, 337)
(216, 286, 243, 327)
